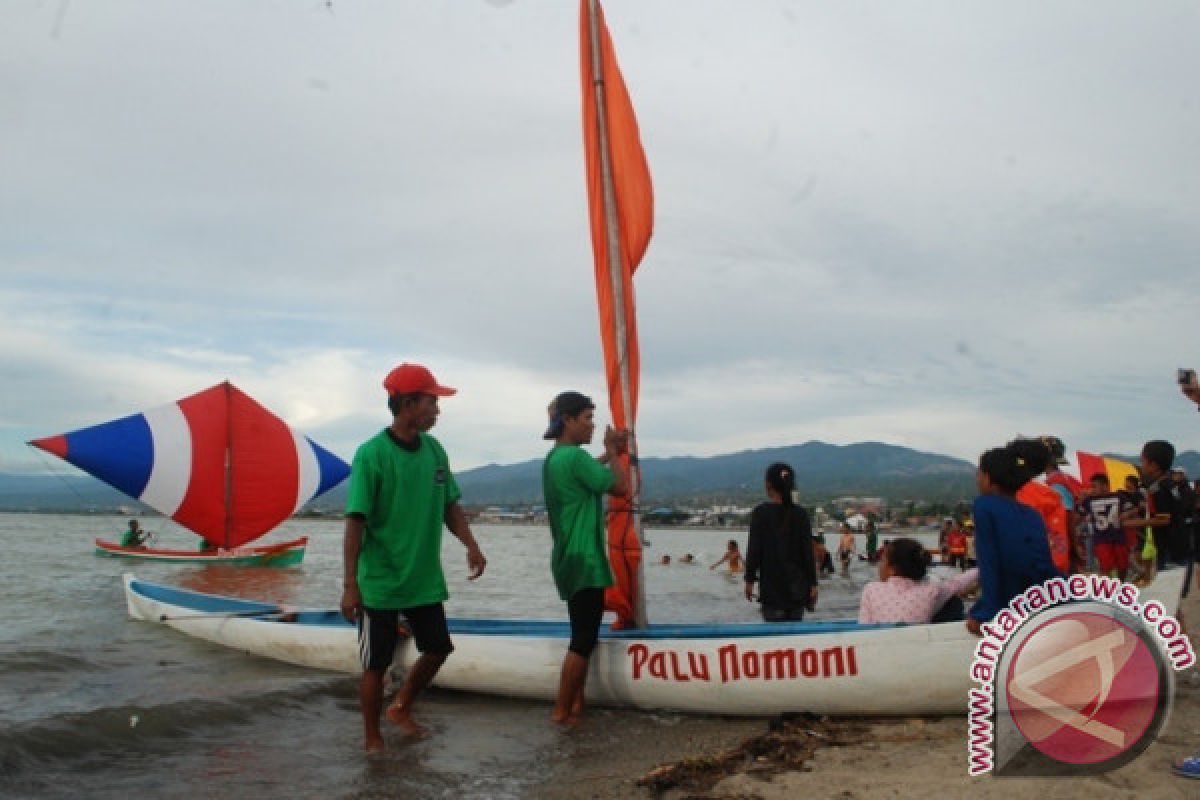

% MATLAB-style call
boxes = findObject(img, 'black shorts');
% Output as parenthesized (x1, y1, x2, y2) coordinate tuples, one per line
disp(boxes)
(358, 603, 453, 672)
(762, 605, 805, 622)
(567, 587, 605, 658)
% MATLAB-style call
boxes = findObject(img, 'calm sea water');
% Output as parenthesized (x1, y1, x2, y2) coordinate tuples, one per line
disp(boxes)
(0, 513, 939, 799)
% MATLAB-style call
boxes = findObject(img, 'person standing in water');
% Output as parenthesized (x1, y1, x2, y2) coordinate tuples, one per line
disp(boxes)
(340, 363, 488, 752)
(966, 439, 1061, 635)
(865, 520, 879, 564)
(946, 523, 969, 570)
(837, 523, 856, 577)
(541, 391, 629, 726)
(813, 531, 835, 576)
(744, 463, 818, 621)
(710, 540, 744, 574)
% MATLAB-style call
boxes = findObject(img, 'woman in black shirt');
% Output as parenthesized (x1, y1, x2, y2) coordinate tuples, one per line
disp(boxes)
(744, 462, 818, 621)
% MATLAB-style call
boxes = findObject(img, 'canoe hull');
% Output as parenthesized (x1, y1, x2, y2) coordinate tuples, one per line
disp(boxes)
(98, 537, 307, 566)
(123, 570, 1186, 717)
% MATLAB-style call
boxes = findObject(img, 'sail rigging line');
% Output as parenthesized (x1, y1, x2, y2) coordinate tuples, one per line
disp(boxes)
(26, 443, 99, 510)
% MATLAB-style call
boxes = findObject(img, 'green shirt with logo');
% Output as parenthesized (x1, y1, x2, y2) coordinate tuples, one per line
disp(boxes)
(346, 429, 462, 609)
(542, 444, 615, 601)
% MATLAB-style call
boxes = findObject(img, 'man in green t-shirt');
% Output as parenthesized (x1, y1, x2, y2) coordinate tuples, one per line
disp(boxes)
(541, 390, 628, 726)
(340, 363, 487, 753)
(120, 519, 149, 548)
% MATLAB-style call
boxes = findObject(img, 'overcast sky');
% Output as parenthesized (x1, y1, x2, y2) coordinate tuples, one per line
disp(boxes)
(2, 0, 1198, 480)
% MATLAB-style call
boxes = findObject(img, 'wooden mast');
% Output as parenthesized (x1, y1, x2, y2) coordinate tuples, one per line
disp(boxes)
(585, 0, 647, 628)
(223, 380, 233, 549)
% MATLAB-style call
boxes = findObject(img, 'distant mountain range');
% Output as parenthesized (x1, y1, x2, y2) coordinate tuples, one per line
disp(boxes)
(6, 441, 1195, 512)
(453, 441, 979, 507)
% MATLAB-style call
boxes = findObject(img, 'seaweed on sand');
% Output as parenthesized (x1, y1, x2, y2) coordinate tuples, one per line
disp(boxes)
(636, 713, 871, 795)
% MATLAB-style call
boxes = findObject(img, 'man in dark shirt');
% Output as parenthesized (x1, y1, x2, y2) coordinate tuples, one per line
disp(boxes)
(1139, 441, 1192, 596)
(1169, 382, 1200, 780)
(1172, 467, 1197, 574)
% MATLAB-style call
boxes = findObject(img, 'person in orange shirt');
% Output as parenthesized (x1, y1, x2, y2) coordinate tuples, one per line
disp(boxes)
(946, 524, 968, 570)
(1040, 435, 1085, 570)
(1016, 478, 1071, 574)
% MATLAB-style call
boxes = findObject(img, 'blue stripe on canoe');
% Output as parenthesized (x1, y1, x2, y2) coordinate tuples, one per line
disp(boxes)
(131, 579, 899, 638)
(134, 578, 278, 614)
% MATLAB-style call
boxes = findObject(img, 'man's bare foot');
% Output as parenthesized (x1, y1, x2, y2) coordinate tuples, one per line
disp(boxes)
(385, 704, 428, 738)
(551, 708, 581, 727)
(365, 734, 385, 754)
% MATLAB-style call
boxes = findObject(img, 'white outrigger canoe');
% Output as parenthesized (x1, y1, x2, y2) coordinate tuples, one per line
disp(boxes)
(123, 570, 1186, 717)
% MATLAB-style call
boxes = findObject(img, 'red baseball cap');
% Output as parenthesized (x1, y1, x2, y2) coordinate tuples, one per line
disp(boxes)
(383, 363, 457, 397)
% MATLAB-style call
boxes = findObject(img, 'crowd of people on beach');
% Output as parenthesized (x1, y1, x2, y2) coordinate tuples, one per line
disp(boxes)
(735, 433, 1199, 633)
(335, 360, 1199, 782)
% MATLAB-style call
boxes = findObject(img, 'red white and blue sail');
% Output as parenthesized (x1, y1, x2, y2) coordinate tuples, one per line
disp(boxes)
(30, 382, 349, 548)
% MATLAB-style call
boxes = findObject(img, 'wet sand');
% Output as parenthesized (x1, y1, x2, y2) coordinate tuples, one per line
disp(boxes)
(534, 586, 1200, 800)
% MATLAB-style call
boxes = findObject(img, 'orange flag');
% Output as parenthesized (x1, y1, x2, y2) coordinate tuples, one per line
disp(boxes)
(580, 0, 653, 628)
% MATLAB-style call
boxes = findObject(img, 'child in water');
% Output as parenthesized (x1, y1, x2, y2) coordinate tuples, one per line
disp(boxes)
(967, 438, 1061, 635)
(709, 540, 744, 574)
(837, 524, 855, 577)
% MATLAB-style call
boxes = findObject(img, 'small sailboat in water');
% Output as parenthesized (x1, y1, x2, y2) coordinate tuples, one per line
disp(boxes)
(31, 381, 349, 565)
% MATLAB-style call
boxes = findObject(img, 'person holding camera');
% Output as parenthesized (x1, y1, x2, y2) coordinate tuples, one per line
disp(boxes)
(1172, 372, 1200, 780)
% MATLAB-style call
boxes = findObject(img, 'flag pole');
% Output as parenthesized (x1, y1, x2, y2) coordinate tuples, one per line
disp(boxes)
(586, 0, 647, 628)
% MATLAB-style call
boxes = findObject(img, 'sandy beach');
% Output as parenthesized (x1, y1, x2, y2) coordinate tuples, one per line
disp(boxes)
(534, 585, 1200, 800)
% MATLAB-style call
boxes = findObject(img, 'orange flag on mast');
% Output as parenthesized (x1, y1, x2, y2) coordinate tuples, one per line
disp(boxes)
(580, 0, 653, 628)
